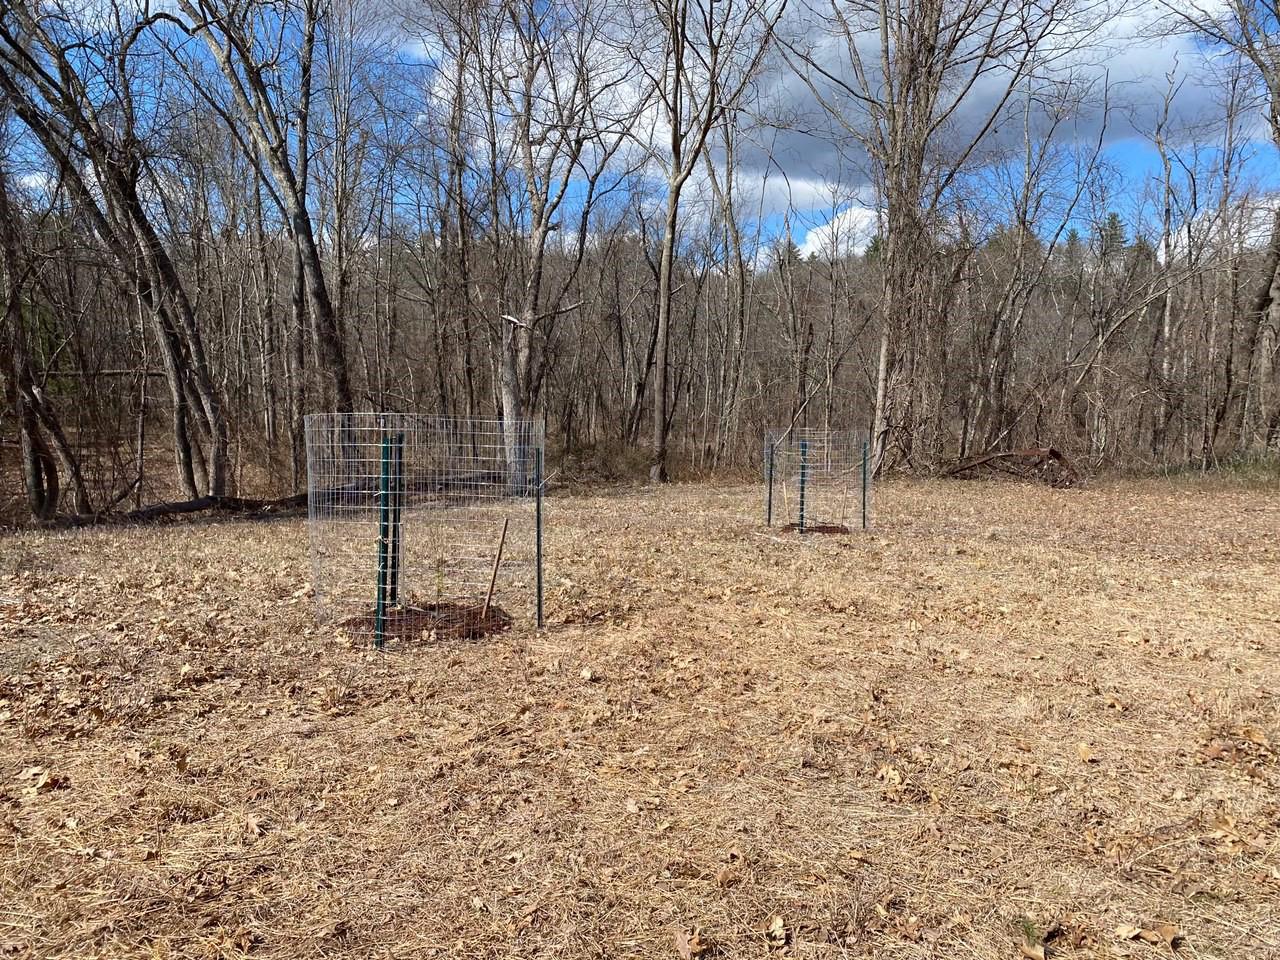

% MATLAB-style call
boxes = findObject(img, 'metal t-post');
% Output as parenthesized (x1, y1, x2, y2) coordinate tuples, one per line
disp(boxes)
(535, 446, 544, 629)
(766, 440, 775, 526)
(798, 439, 808, 532)
(388, 432, 405, 605)
(375, 433, 393, 648)
(861, 439, 869, 531)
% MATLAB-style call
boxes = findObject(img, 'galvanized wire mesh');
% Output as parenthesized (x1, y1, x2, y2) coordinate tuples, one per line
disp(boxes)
(305, 414, 544, 646)
(763, 427, 872, 532)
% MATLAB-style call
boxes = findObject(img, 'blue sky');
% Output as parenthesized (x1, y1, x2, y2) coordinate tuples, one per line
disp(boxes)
(743, 5, 1280, 258)
(9, 1, 1273, 264)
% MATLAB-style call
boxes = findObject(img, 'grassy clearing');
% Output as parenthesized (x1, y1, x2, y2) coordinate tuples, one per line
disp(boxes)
(1, 479, 1278, 958)
(1141, 452, 1280, 492)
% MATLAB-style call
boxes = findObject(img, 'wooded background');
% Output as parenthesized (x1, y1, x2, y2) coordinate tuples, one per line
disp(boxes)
(2, 0, 1278, 520)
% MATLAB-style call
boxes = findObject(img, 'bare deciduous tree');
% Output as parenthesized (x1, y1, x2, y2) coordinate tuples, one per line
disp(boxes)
(633, 0, 788, 481)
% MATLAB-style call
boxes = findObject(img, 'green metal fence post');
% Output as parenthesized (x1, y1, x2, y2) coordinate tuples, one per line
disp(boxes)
(766, 440, 775, 526)
(798, 439, 808, 532)
(388, 432, 405, 605)
(535, 446, 544, 629)
(375, 434, 392, 648)
(861, 439, 869, 531)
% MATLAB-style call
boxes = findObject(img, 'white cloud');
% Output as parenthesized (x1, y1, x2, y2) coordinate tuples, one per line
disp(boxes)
(390, 0, 1271, 249)
(798, 204, 878, 258)
(17, 172, 54, 194)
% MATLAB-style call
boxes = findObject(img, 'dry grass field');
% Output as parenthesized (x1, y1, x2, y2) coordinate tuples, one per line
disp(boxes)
(1, 479, 1278, 959)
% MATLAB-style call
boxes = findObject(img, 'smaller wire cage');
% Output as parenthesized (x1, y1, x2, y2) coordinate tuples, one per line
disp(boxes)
(763, 427, 872, 534)
(305, 414, 546, 647)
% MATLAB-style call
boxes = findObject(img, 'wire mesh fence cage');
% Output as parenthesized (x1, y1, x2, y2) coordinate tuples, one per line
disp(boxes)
(305, 414, 545, 648)
(763, 427, 872, 534)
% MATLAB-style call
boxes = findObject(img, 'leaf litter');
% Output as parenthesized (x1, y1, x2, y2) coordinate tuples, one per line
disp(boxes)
(1, 478, 1278, 957)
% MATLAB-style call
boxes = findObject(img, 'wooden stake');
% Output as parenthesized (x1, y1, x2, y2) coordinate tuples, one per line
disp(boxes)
(837, 466, 850, 529)
(779, 461, 790, 523)
(482, 517, 510, 619)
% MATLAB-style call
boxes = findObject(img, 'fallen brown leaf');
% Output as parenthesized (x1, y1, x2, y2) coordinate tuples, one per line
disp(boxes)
(1153, 923, 1181, 948)
(674, 927, 707, 959)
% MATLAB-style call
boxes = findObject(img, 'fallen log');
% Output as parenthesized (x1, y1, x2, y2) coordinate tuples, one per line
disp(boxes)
(943, 447, 1080, 487)
(44, 493, 308, 529)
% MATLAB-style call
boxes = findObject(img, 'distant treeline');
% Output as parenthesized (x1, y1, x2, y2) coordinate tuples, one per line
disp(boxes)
(2, 0, 1278, 520)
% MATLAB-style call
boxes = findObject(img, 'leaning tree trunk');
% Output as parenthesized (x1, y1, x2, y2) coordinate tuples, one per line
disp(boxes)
(10, 367, 60, 522)
(0, 169, 73, 519)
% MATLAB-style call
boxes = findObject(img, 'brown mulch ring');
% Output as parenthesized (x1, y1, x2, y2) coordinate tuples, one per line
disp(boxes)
(781, 522, 853, 535)
(338, 601, 513, 644)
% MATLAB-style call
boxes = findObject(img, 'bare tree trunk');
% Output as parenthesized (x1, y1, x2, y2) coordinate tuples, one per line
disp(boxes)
(289, 242, 308, 490)
(0, 163, 89, 516)
(651, 195, 680, 481)
(176, 0, 353, 412)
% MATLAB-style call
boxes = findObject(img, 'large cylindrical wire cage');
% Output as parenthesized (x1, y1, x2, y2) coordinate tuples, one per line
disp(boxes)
(305, 414, 545, 647)
(764, 427, 872, 533)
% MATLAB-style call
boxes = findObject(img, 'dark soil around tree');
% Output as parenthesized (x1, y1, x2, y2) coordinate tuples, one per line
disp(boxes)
(338, 600, 513, 643)
(781, 522, 852, 535)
